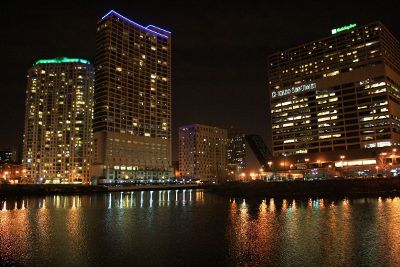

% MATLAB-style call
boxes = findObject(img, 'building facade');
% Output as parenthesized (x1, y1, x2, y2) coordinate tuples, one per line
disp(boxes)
(227, 129, 246, 174)
(22, 57, 94, 183)
(92, 10, 172, 183)
(179, 124, 227, 182)
(268, 22, 400, 167)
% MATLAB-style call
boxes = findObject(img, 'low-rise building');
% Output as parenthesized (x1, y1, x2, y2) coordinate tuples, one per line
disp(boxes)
(179, 124, 227, 182)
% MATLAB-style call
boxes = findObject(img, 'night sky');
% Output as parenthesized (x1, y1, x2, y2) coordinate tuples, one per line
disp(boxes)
(1, 0, 399, 160)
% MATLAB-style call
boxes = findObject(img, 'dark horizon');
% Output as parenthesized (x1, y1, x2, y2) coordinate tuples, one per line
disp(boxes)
(1, 0, 399, 160)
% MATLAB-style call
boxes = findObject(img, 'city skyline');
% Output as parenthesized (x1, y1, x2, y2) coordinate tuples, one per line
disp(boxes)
(1, 1, 399, 160)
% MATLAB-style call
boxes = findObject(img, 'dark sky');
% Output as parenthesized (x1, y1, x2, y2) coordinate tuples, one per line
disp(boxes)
(1, 0, 399, 160)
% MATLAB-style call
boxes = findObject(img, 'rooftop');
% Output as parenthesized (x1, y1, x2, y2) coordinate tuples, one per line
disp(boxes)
(101, 10, 171, 39)
(35, 57, 91, 65)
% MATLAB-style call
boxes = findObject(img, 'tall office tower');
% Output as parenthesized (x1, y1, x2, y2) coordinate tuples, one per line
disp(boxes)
(227, 129, 246, 173)
(268, 22, 400, 163)
(179, 124, 227, 182)
(92, 10, 172, 183)
(23, 57, 94, 183)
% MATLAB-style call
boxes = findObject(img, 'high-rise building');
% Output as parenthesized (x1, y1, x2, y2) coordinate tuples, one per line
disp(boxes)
(227, 129, 246, 174)
(179, 124, 227, 182)
(92, 10, 172, 183)
(22, 57, 94, 183)
(268, 22, 400, 166)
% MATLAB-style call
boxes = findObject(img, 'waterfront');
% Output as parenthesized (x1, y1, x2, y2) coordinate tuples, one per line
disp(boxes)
(1, 190, 400, 266)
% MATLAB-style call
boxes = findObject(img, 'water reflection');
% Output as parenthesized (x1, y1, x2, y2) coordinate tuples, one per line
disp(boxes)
(0, 189, 204, 211)
(1, 193, 400, 266)
(227, 197, 400, 266)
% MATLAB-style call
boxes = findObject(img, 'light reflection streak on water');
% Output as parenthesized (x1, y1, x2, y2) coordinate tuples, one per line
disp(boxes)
(1, 193, 400, 266)
(85, 190, 201, 209)
(150, 191, 153, 208)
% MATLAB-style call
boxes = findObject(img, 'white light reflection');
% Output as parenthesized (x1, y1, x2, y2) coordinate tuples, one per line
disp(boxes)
(150, 191, 154, 208)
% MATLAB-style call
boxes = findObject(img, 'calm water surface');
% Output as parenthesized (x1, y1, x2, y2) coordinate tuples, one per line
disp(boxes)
(1, 190, 400, 266)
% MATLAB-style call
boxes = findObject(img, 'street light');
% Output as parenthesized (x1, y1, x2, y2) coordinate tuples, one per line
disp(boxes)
(393, 148, 397, 165)
(340, 155, 345, 165)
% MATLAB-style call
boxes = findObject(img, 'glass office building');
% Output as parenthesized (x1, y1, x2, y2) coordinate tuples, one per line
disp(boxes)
(268, 22, 400, 161)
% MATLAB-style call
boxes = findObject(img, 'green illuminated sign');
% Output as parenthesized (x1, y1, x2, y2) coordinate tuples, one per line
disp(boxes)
(331, 23, 357, 35)
(35, 57, 91, 65)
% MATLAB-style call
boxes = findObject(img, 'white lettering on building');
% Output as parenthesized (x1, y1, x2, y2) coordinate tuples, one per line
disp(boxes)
(271, 82, 317, 98)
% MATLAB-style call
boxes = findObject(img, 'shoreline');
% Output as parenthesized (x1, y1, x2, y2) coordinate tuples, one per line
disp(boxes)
(2, 178, 400, 199)
(208, 177, 400, 198)
(0, 183, 207, 197)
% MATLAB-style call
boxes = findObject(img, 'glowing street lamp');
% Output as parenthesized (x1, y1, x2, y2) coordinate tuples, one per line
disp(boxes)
(340, 155, 345, 168)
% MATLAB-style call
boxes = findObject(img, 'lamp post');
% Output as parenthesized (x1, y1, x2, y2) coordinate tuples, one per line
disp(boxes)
(267, 161, 273, 181)
(340, 155, 345, 178)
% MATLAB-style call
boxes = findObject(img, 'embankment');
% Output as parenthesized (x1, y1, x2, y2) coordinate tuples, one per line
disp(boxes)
(209, 178, 400, 198)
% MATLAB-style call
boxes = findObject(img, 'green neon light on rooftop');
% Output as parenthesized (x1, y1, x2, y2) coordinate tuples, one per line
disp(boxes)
(331, 23, 357, 35)
(35, 57, 91, 65)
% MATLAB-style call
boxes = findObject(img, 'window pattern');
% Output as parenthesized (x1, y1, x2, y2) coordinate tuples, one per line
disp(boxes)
(22, 60, 94, 182)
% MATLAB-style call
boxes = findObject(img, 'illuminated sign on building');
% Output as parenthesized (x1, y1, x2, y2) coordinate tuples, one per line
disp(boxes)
(271, 82, 317, 98)
(331, 23, 357, 35)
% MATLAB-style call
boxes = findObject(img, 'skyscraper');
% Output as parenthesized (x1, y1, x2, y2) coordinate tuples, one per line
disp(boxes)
(227, 129, 246, 176)
(92, 10, 172, 183)
(23, 57, 94, 183)
(268, 22, 400, 167)
(179, 124, 227, 182)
